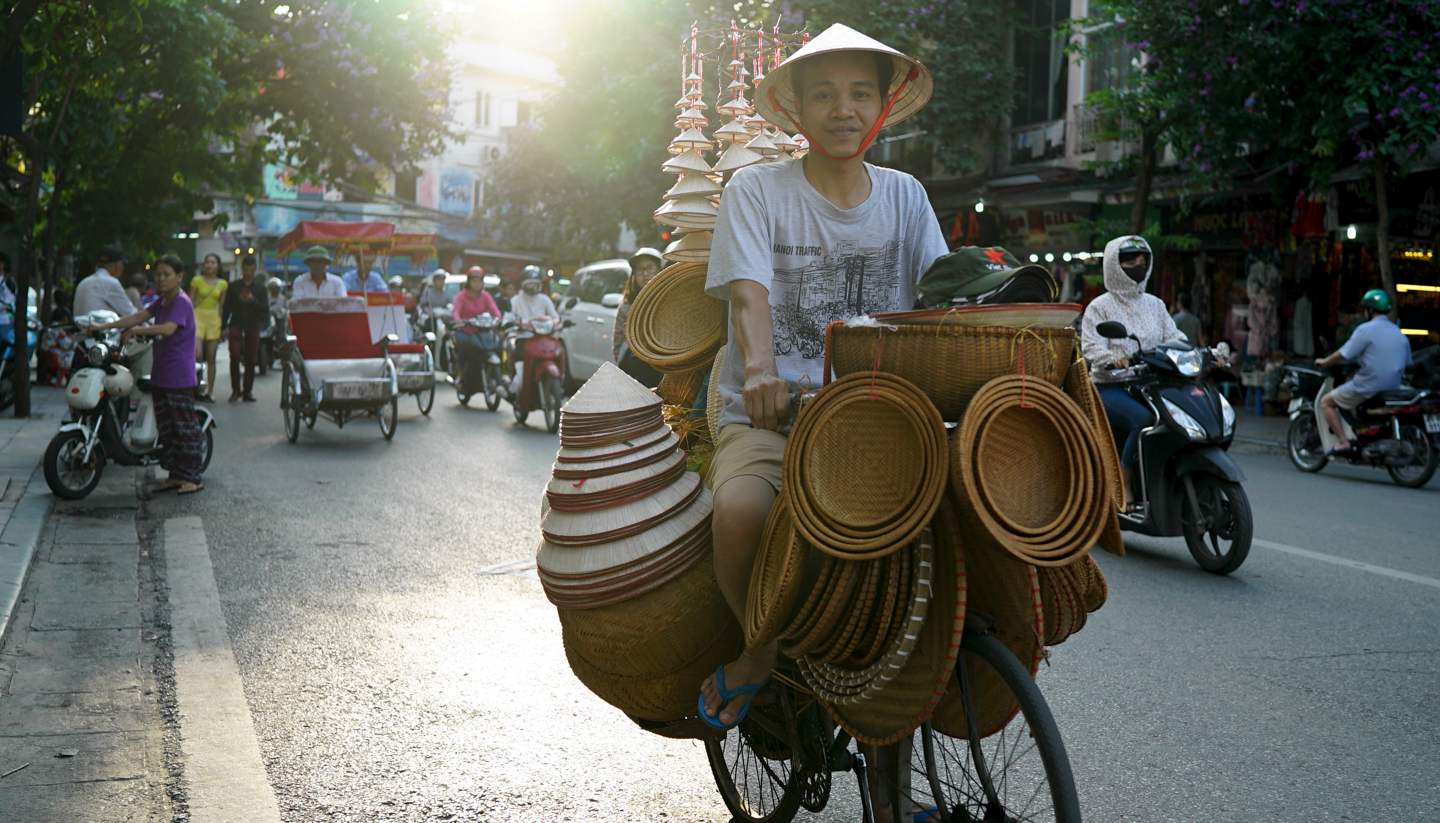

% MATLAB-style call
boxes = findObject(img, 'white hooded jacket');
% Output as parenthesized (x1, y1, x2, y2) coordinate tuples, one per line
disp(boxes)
(1080, 236, 1187, 373)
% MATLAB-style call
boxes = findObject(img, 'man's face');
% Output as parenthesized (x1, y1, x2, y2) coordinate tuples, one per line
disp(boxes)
(522, 281, 540, 295)
(431, 275, 445, 290)
(242, 263, 257, 281)
(1119, 252, 1149, 283)
(154, 264, 181, 296)
(307, 259, 327, 277)
(795, 53, 885, 158)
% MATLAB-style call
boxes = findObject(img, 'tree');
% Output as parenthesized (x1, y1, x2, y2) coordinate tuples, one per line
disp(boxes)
(486, 0, 1016, 261)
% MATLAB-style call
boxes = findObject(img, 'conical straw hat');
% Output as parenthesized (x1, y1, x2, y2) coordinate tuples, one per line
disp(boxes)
(726, 78, 749, 94)
(662, 149, 712, 175)
(745, 130, 781, 157)
(754, 22, 934, 135)
(542, 471, 703, 545)
(664, 231, 712, 263)
(665, 173, 723, 200)
(563, 361, 663, 417)
(668, 127, 713, 155)
(713, 119, 752, 144)
(770, 129, 799, 153)
(674, 107, 708, 128)
(653, 196, 719, 230)
(716, 95, 752, 117)
(712, 142, 765, 173)
(537, 486, 712, 578)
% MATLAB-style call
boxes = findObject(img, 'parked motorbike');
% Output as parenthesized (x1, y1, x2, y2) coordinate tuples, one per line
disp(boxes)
(447, 313, 505, 411)
(43, 312, 217, 500)
(1094, 320, 1252, 574)
(1282, 364, 1439, 488)
(0, 302, 41, 411)
(499, 315, 572, 433)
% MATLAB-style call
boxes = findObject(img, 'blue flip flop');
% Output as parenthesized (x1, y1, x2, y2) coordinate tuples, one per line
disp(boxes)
(697, 664, 764, 731)
(912, 806, 940, 823)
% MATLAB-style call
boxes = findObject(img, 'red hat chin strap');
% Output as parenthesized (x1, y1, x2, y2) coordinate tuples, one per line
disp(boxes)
(770, 65, 920, 162)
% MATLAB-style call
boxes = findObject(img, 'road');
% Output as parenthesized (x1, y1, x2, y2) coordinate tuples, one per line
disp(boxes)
(137, 360, 1439, 822)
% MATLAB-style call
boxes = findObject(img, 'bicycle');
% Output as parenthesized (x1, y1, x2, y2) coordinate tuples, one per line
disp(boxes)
(705, 619, 1080, 823)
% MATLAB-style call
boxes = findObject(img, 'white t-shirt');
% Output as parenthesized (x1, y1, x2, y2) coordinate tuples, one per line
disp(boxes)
(292, 273, 347, 300)
(75, 269, 140, 318)
(705, 159, 948, 429)
(511, 290, 559, 322)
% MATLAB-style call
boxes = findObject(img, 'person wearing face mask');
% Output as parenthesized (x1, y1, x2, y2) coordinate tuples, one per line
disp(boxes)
(1080, 235, 1188, 503)
(510, 265, 560, 323)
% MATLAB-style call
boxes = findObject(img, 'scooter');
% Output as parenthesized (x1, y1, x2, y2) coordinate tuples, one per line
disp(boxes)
(0, 302, 40, 411)
(499, 314, 573, 433)
(1094, 320, 1252, 575)
(447, 313, 505, 411)
(1282, 364, 1439, 488)
(43, 311, 217, 500)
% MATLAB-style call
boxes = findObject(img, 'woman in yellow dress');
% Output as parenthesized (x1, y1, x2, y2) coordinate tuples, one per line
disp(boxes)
(189, 254, 227, 402)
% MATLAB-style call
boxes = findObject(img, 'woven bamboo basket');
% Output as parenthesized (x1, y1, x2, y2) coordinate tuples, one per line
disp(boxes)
(827, 322, 1075, 421)
(626, 262, 727, 372)
(744, 497, 812, 650)
(564, 617, 742, 723)
(1063, 359, 1127, 557)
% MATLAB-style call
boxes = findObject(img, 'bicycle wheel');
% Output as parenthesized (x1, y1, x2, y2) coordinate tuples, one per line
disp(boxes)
(921, 631, 1080, 823)
(704, 686, 805, 823)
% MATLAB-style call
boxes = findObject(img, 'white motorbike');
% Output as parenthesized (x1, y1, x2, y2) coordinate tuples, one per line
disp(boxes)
(43, 311, 216, 500)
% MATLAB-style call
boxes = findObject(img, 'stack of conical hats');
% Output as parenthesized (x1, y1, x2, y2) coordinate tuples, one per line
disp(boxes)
(542, 363, 742, 723)
(657, 38, 720, 235)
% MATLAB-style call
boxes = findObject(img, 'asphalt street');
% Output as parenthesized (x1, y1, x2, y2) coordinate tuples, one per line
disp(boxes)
(135, 358, 1439, 823)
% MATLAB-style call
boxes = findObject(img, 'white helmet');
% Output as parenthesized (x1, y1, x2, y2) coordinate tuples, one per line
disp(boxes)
(628, 247, 663, 268)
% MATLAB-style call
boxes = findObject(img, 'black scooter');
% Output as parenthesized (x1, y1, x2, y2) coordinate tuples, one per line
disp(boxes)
(1094, 321, 1253, 574)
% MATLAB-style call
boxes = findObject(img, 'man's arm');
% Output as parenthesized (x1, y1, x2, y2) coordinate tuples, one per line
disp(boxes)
(731, 280, 788, 431)
(1315, 350, 1348, 368)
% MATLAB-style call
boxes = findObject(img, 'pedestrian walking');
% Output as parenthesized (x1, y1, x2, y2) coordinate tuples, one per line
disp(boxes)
(189, 253, 227, 402)
(91, 253, 206, 494)
(222, 255, 267, 402)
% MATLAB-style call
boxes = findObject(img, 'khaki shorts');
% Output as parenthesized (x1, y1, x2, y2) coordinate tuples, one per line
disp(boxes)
(1327, 381, 1368, 411)
(707, 425, 787, 493)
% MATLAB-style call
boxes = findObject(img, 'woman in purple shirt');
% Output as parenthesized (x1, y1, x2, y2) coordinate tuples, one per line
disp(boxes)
(92, 254, 206, 494)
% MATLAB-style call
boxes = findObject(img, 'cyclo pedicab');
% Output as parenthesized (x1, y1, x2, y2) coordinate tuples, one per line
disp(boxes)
(275, 221, 439, 441)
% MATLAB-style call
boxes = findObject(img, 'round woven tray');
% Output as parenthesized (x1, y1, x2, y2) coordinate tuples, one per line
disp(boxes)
(931, 509, 1043, 740)
(1063, 360, 1127, 557)
(950, 375, 1107, 567)
(626, 262, 726, 373)
(828, 322, 1075, 421)
(783, 373, 947, 560)
(744, 498, 811, 650)
(819, 508, 966, 747)
(851, 545, 908, 668)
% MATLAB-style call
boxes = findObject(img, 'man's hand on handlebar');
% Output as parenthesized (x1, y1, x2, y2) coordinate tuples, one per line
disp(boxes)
(743, 369, 791, 432)
(1107, 355, 1130, 370)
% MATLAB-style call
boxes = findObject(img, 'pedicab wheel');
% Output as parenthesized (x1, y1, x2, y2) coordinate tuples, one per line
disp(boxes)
(1286, 414, 1327, 473)
(542, 374, 563, 433)
(378, 395, 398, 440)
(282, 365, 301, 443)
(483, 364, 501, 411)
(704, 685, 805, 823)
(1386, 425, 1439, 488)
(304, 409, 317, 429)
(921, 631, 1081, 823)
(43, 429, 105, 500)
(1181, 474, 1252, 575)
(416, 381, 435, 416)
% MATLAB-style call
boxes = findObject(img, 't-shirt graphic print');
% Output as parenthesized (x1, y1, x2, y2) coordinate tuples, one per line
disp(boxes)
(706, 159, 947, 429)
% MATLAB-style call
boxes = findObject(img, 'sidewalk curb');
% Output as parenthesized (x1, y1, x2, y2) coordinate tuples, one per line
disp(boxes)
(0, 472, 54, 648)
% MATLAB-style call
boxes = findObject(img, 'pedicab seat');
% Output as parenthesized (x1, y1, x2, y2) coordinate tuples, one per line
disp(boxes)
(288, 298, 396, 404)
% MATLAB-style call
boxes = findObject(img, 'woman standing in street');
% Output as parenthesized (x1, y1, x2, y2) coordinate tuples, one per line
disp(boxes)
(221, 255, 267, 402)
(93, 254, 206, 494)
(189, 253, 227, 402)
(612, 247, 663, 386)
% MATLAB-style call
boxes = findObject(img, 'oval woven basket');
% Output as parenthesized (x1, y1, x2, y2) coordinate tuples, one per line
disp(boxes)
(828, 323, 1075, 421)
(782, 373, 948, 561)
(626, 261, 727, 373)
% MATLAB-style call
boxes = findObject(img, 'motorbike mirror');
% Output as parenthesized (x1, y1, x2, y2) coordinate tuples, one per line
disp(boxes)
(1096, 321, 1129, 340)
(600, 293, 622, 309)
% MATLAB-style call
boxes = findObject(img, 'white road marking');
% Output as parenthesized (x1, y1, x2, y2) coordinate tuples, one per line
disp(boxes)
(165, 517, 282, 823)
(1254, 537, 1440, 591)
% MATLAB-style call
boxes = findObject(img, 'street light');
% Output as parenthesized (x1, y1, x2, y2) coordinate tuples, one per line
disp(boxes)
(1346, 224, 1357, 240)
(1062, 252, 1072, 262)
(1029, 254, 1040, 263)
(1044, 253, 1055, 263)
(975, 200, 985, 214)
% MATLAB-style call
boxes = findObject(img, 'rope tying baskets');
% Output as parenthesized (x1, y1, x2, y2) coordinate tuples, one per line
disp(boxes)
(782, 372, 948, 561)
(950, 375, 1107, 567)
(626, 261, 727, 373)
(827, 320, 1075, 421)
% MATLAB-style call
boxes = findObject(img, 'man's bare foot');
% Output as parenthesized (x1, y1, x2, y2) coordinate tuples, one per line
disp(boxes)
(700, 642, 777, 727)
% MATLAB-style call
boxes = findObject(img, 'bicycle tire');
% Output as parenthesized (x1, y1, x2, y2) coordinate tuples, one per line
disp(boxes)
(704, 687, 805, 823)
(922, 631, 1081, 822)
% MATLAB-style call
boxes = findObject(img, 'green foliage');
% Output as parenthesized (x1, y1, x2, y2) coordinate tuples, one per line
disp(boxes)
(486, 0, 1016, 261)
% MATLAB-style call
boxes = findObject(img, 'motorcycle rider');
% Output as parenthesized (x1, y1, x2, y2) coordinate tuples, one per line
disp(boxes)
(510, 266, 560, 322)
(450, 268, 501, 387)
(1080, 235, 1188, 504)
(1313, 288, 1412, 455)
(416, 269, 450, 334)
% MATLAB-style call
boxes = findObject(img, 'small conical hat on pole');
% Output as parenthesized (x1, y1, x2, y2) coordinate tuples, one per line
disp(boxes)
(662, 149, 713, 175)
(668, 127, 713, 155)
(653, 196, 720, 230)
(771, 129, 799, 152)
(665, 173, 723, 200)
(726, 78, 749, 94)
(713, 119, 752, 144)
(745, 130, 781, 157)
(728, 59, 750, 77)
(664, 231, 713, 263)
(717, 95, 752, 117)
(562, 361, 663, 416)
(712, 142, 765, 173)
(675, 107, 708, 128)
